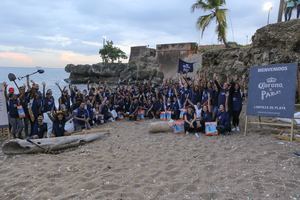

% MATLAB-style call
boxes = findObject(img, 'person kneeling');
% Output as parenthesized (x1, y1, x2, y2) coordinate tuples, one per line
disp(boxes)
(216, 92, 231, 135)
(30, 115, 47, 139)
(47, 111, 72, 137)
(73, 102, 91, 130)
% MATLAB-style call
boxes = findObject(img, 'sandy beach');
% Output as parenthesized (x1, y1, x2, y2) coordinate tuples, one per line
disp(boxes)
(0, 119, 299, 200)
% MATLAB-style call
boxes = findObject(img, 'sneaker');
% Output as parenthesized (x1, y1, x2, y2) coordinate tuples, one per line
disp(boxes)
(195, 133, 200, 138)
(186, 131, 189, 135)
(236, 127, 240, 132)
(231, 127, 236, 132)
(294, 151, 300, 157)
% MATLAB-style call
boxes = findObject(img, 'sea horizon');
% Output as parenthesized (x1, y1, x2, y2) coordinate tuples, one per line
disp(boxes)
(0, 66, 65, 69)
(0, 67, 71, 103)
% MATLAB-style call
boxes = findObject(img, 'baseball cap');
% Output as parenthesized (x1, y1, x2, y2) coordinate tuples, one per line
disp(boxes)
(8, 87, 14, 94)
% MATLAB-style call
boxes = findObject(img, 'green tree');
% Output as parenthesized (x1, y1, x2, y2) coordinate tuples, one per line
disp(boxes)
(99, 40, 128, 63)
(192, 0, 228, 47)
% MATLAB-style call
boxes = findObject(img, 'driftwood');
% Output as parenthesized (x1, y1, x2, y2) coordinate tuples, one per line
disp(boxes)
(275, 133, 300, 142)
(2, 132, 110, 155)
(149, 121, 173, 133)
(65, 128, 112, 136)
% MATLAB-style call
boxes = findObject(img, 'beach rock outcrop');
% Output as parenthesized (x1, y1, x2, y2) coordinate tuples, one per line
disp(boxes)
(65, 20, 300, 84)
(199, 19, 300, 79)
(65, 46, 164, 84)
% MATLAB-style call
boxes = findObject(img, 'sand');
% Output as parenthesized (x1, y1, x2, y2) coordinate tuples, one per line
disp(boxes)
(0, 120, 299, 200)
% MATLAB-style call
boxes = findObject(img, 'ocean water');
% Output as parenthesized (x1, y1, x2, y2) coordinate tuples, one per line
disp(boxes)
(0, 67, 69, 100)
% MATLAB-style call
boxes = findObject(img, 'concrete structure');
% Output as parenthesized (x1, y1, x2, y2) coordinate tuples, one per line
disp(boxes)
(129, 46, 156, 63)
(156, 43, 199, 78)
(127, 43, 202, 80)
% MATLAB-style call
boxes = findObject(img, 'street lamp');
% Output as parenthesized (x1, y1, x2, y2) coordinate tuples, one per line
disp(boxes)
(102, 35, 107, 47)
(263, 2, 273, 25)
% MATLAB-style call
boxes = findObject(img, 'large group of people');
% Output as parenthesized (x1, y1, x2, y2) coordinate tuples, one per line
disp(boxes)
(3, 72, 246, 139)
(285, 0, 300, 21)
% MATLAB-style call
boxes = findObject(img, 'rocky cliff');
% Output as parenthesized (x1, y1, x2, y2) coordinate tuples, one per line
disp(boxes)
(65, 20, 300, 84)
(65, 46, 164, 84)
(200, 20, 300, 79)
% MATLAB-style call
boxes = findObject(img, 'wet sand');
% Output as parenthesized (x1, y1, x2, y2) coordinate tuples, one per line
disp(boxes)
(0, 120, 299, 200)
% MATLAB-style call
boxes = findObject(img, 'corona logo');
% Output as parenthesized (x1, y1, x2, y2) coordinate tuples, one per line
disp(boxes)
(266, 77, 277, 83)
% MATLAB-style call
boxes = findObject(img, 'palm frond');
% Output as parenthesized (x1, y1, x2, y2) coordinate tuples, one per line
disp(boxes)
(208, 0, 226, 8)
(215, 8, 227, 43)
(196, 13, 215, 37)
(191, 0, 212, 12)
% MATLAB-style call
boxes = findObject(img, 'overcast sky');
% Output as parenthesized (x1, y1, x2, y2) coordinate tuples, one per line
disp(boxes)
(0, 0, 284, 67)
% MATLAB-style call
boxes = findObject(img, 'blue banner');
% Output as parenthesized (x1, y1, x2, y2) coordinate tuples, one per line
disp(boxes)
(247, 63, 297, 118)
(178, 59, 194, 74)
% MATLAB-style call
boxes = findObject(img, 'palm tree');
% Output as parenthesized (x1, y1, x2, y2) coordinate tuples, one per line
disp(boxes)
(277, 0, 285, 22)
(191, 0, 228, 46)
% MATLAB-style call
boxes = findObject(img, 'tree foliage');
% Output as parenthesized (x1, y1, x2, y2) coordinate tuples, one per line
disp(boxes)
(192, 0, 228, 47)
(99, 40, 128, 63)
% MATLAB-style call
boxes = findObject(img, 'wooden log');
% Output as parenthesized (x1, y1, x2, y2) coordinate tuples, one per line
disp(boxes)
(149, 121, 173, 133)
(66, 128, 112, 136)
(2, 132, 110, 155)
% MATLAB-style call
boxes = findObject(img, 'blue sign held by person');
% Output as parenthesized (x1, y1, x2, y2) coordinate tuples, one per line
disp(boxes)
(178, 59, 194, 74)
(247, 63, 297, 118)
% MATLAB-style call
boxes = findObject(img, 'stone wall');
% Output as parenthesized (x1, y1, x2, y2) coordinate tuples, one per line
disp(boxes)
(129, 46, 156, 63)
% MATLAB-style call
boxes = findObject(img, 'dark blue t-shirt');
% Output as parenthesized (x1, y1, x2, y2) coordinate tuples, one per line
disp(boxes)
(232, 90, 243, 111)
(217, 111, 230, 127)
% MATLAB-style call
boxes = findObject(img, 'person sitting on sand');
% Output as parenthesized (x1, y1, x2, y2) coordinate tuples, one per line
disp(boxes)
(102, 98, 114, 122)
(30, 115, 47, 139)
(73, 102, 91, 130)
(47, 110, 72, 137)
(93, 102, 104, 125)
(199, 94, 213, 133)
(186, 98, 202, 119)
(145, 99, 154, 119)
(216, 92, 231, 135)
(129, 98, 139, 120)
(170, 96, 181, 120)
(184, 105, 200, 138)
(152, 96, 162, 119)
(86, 99, 94, 126)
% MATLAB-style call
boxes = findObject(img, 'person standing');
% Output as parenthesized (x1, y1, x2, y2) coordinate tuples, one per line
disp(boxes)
(4, 85, 24, 138)
(297, 0, 300, 18)
(285, 0, 296, 21)
(18, 85, 30, 138)
(230, 83, 243, 132)
(216, 92, 231, 135)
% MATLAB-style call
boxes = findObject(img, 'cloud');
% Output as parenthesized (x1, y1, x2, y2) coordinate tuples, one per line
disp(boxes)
(60, 51, 99, 64)
(81, 40, 103, 47)
(0, 51, 33, 66)
(37, 35, 72, 47)
(0, 0, 283, 67)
